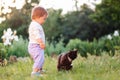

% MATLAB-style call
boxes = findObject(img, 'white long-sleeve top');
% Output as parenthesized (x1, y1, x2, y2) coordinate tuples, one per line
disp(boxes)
(28, 21, 45, 44)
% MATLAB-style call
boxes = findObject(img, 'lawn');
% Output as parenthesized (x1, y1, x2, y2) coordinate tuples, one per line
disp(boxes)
(0, 53, 120, 80)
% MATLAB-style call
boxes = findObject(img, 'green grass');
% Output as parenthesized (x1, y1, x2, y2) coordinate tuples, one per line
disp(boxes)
(1, 52, 120, 80)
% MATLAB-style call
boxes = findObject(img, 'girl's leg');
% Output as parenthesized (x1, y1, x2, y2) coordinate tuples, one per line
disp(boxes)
(31, 50, 44, 76)
(33, 68, 40, 72)
(28, 44, 44, 76)
(32, 49, 44, 72)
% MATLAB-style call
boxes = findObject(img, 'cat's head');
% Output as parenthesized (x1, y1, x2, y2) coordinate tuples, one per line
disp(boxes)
(68, 49, 78, 60)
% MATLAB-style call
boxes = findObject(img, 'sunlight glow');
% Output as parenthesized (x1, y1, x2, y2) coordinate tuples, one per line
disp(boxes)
(39, 0, 101, 14)
(39, 0, 75, 14)
(0, 0, 26, 23)
(1, 0, 13, 14)
(0, 0, 102, 23)
(0, 0, 25, 15)
(0, 17, 6, 24)
(15, 0, 25, 9)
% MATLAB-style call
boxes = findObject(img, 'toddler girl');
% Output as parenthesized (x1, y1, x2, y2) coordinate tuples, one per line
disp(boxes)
(28, 6, 48, 77)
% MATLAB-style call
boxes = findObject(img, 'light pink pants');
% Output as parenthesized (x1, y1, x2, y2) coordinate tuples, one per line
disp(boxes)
(28, 43, 44, 69)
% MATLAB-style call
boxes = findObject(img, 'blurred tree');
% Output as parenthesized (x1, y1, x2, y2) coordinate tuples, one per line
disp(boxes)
(43, 4, 103, 43)
(90, 0, 120, 36)
(61, 4, 97, 43)
(43, 8, 63, 42)
(73, 0, 79, 11)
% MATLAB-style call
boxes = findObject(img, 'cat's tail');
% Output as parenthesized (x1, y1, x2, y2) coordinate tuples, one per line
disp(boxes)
(57, 54, 62, 71)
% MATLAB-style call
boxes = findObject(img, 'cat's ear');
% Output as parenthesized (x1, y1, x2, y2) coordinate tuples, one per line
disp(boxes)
(74, 49, 78, 52)
(69, 50, 72, 53)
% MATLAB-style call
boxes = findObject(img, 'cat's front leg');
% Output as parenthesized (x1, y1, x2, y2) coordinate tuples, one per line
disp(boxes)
(66, 65, 73, 70)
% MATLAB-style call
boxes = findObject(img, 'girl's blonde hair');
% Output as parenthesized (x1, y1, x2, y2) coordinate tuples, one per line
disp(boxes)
(31, 6, 48, 19)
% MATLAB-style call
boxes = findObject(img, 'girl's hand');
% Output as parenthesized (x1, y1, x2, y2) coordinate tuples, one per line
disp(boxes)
(36, 38, 45, 49)
(40, 43, 45, 49)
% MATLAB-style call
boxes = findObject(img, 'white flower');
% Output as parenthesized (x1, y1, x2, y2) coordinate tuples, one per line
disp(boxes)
(107, 35, 112, 40)
(1, 28, 19, 46)
(13, 30, 17, 35)
(4, 39, 11, 46)
(7, 28, 13, 35)
(113, 30, 119, 36)
(13, 36, 19, 41)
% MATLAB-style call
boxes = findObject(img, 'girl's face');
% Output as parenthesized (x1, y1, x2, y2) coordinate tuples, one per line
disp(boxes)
(38, 14, 48, 25)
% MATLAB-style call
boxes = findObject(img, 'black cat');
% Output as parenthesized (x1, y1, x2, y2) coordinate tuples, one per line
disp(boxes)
(57, 49, 77, 71)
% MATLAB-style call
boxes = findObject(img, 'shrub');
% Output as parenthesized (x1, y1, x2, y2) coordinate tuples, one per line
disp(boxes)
(45, 39, 66, 56)
(65, 30, 120, 57)
(97, 31, 120, 56)
(45, 40, 55, 56)
(66, 39, 88, 57)
(0, 43, 7, 60)
(7, 36, 29, 57)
